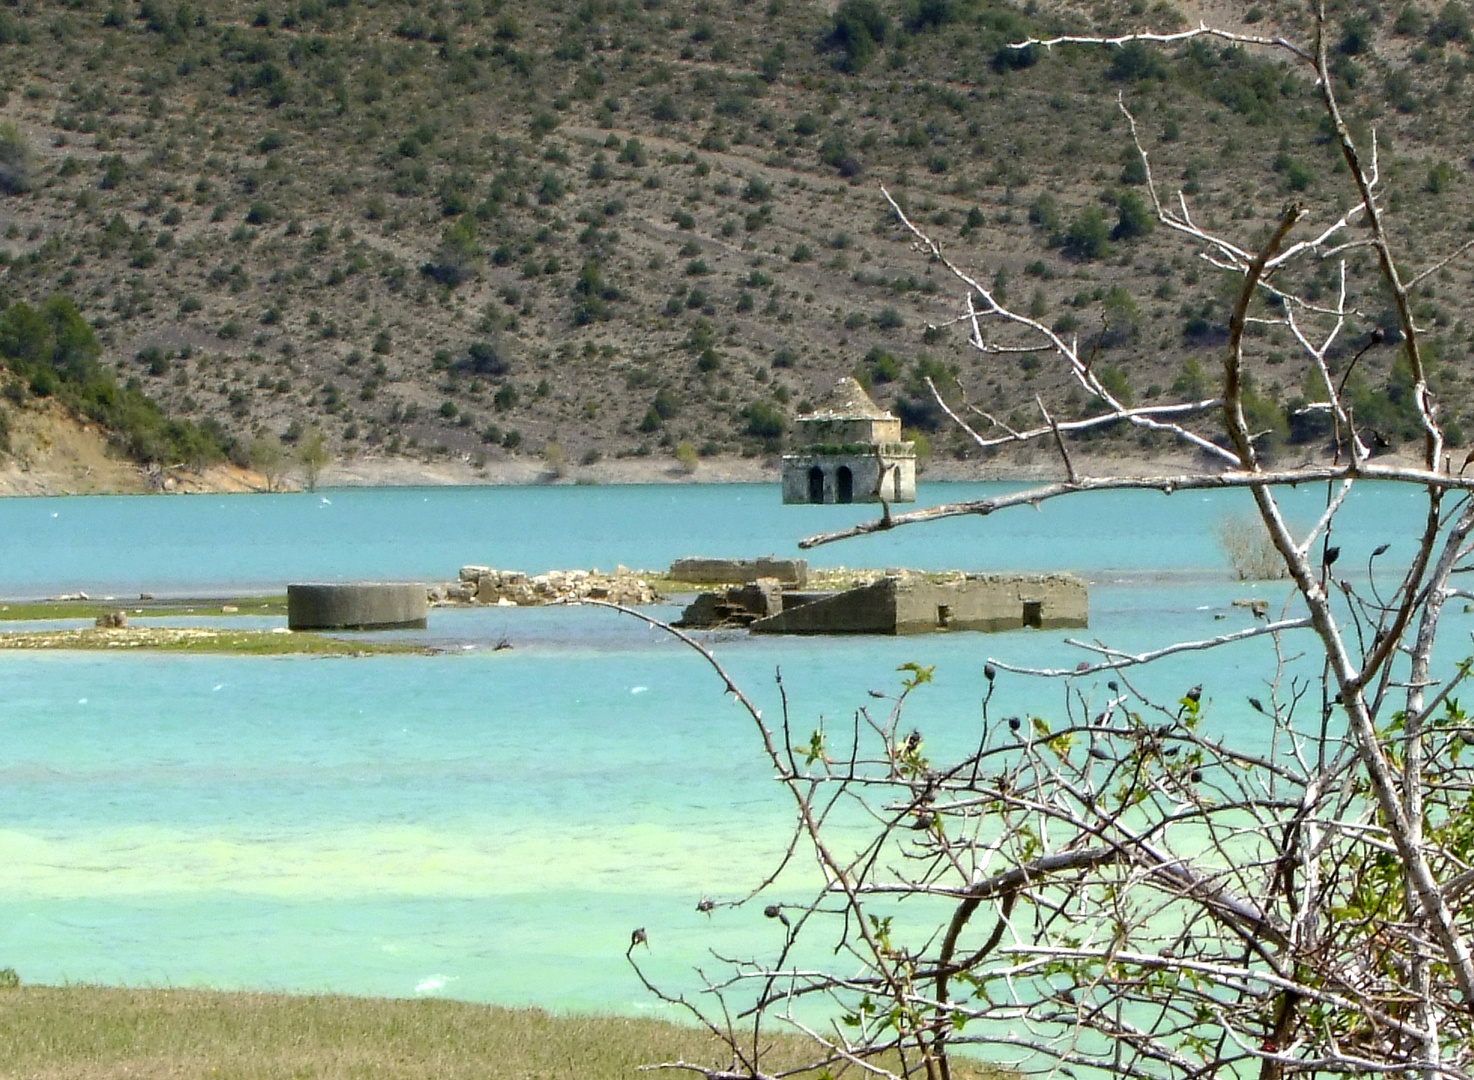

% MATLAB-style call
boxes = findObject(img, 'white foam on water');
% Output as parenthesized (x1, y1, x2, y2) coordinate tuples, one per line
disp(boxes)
(631, 686, 648, 694)
(415, 974, 456, 994)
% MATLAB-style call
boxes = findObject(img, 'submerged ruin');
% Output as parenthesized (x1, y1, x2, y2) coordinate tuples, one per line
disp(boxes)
(676, 571, 1088, 635)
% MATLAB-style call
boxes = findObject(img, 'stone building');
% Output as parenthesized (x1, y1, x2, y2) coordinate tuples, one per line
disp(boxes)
(781, 378, 916, 504)
(749, 573, 1088, 635)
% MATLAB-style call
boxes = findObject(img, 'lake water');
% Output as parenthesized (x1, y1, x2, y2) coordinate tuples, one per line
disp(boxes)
(0, 481, 1461, 1016)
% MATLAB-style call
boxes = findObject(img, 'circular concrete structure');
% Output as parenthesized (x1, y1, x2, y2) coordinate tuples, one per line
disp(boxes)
(287, 583, 428, 631)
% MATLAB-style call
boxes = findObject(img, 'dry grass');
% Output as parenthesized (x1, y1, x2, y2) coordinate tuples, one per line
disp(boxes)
(0, 986, 1012, 1080)
(1213, 513, 1289, 581)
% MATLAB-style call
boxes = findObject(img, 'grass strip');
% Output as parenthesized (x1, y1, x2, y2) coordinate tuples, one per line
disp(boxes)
(0, 986, 1012, 1080)
(0, 627, 427, 655)
(0, 597, 289, 622)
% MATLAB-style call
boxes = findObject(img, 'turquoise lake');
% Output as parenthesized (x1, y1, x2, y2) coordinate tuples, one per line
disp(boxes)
(0, 480, 1462, 1016)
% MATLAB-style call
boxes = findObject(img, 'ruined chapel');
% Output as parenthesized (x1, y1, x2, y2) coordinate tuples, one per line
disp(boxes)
(781, 377, 917, 505)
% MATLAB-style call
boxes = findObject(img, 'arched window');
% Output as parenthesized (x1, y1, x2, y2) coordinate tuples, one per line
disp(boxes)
(807, 466, 825, 504)
(836, 466, 853, 504)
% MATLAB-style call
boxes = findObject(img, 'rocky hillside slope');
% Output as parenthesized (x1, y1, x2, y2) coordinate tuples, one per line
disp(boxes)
(0, 0, 1470, 475)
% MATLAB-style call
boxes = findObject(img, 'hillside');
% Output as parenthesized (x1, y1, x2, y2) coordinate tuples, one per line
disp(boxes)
(0, 0, 1471, 477)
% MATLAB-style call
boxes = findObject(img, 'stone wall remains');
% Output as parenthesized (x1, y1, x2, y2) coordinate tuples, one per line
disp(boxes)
(893, 573, 1088, 633)
(750, 572, 1088, 635)
(668, 557, 808, 588)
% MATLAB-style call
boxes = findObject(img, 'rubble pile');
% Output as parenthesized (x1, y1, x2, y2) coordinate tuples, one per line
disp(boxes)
(442, 566, 660, 607)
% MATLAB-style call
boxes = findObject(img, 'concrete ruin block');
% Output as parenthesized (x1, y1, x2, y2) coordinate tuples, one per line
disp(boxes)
(751, 580, 897, 635)
(674, 577, 787, 628)
(668, 557, 808, 588)
(460, 565, 491, 582)
(751, 574, 1088, 635)
(674, 592, 725, 628)
(287, 583, 428, 630)
(735, 578, 784, 618)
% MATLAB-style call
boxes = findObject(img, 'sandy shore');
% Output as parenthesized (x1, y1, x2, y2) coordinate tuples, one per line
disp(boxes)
(235, 443, 1434, 490)
(0, 402, 1433, 497)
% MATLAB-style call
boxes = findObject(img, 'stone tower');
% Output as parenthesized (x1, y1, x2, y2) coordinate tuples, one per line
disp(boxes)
(782, 378, 917, 504)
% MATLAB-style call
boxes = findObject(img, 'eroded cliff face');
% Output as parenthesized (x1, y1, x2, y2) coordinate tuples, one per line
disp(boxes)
(0, 402, 147, 496)
(0, 402, 264, 497)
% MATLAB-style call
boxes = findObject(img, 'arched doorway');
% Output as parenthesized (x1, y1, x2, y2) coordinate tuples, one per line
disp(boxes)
(807, 466, 825, 504)
(836, 466, 853, 504)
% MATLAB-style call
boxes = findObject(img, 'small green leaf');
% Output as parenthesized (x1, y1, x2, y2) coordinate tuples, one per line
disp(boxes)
(897, 662, 935, 689)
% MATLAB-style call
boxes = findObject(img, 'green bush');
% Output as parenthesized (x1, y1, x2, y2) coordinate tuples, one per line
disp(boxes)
(1119, 152, 1147, 186)
(1273, 153, 1314, 192)
(1028, 193, 1059, 231)
(1178, 42, 1299, 124)
(900, 0, 967, 32)
(862, 347, 899, 384)
(1426, 161, 1457, 194)
(892, 356, 958, 431)
(1240, 376, 1288, 453)
(1097, 366, 1133, 407)
(1112, 191, 1154, 241)
(572, 260, 618, 325)
(461, 341, 510, 378)
(742, 176, 772, 203)
(1428, 1, 1471, 45)
(1108, 41, 1168, 82)
(1062, 207, 1111, 261)
(652, 387, 680, 420)
(1172, 357, 1211, 399)
(741, 399, 786, 438)
(98, 154, 126, 190)
(827, 0, 889, 72)
(0, 122, 31, 195)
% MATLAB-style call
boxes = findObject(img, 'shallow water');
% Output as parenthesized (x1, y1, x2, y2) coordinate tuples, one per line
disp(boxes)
(0, 479, 1433, 596)
(0, 481, 1464, 1015)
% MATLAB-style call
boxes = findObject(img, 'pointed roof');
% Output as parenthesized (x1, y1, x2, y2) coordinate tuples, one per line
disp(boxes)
(799, 377, 894, 422)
